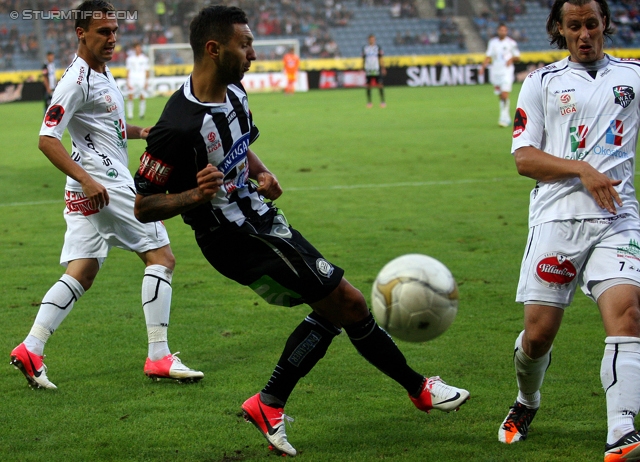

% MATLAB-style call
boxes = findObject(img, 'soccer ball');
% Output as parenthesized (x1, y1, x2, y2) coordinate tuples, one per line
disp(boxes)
(371, 254, 458, 342)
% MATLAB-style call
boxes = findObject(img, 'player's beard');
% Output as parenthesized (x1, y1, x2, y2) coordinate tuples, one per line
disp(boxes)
(219, 51, 244, 84)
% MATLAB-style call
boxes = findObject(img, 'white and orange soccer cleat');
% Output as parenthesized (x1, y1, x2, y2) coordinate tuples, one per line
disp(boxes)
(605, 431, 640, 462)
(10, 343, 57, 389)
(143, 352, 203, 382)
(498, 400, 538, 444)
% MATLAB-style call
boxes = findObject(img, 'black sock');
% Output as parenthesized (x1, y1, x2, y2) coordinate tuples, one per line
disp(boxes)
(379, 88, 385, 103)
(262, 312, 341, 406)
(366, 88, 371, 102)
(344, 313, 424, 395)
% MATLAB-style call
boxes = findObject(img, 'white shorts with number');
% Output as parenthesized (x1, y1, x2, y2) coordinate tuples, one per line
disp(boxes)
(516, 215, 640, 306)
(60, 185, 169, 267)
(490, 71, 514, 94)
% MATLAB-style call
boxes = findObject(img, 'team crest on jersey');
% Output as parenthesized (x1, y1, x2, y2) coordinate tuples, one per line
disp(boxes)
(241, 96, 249, 116)
(316, 259, 334, 278)
(512, 108, 527, 138)
(44, 104, 65, 127)
(535, 252, 577, 289)
(558, 93, 577, 116)
(138, 151, 173, 186)
(613, 86, 635, 108)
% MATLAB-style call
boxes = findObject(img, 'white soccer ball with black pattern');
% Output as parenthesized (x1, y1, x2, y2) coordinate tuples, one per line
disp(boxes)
(371, 254, 458, 342)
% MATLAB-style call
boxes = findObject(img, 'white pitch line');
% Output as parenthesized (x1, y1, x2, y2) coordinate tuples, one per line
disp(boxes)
(0, 177, 522, 208)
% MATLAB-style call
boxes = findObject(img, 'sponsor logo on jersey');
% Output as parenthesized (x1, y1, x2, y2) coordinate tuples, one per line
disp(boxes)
(64, 190, 98, 216)
(535, 252, 577, 289)
(106, 104, 118, 112)
(113, 118, 127, 148)
(106, 168, 118, 178)
(226, 110, 237, 125)
(558, 93, 577, 116)
(44, 104, 65, 127)
(512, 108, 527, 138)
(316, 259, 334, 278)
(569, 125, 588, 153)
(606, 120, 623, 146)
(138, 151, 173, 186)
(206, 131, 221, 153)
(218, 133, 249, 175)
(618, 239, 640, 261)
(105, 95, 112, 103)
(77, 66, 85, 85)
(613, 85, 635, 108)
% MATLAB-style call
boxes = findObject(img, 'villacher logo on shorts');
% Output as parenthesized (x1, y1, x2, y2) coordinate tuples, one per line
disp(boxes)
(535, 252, 577, 289)
(316, 259, 334, 278)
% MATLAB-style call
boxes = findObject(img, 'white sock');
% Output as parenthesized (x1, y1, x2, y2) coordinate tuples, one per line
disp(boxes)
(139, 100, 146, 118)
(142, 265, 172, 360)
(601, 336, 640, 445)
(514, 330, 551, 409)
(127, 100, 134, 119)
(24, 274, 85, 355)
(500, 98, 510, 122)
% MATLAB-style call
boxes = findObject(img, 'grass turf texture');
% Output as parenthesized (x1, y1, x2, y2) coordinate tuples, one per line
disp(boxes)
(1, 84, 634, 461)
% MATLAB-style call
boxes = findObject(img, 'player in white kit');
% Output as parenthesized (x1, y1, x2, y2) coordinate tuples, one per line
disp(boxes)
(480, 24, 520, 127)
(497, 1, 640, 460)
(9, 0, 203, 389)
(125, 43, 149, 120)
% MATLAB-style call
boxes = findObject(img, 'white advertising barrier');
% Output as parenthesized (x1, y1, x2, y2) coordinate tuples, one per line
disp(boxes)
(117, 72, 308, 97)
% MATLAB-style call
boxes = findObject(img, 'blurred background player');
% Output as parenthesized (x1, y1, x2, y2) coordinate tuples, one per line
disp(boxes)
(126, 43, 150, 120)
(10, 0, 202, 390)
(498, 0, 640, 460)
(282, 47, 299, 94)
(479, 24, 520, 127)
(363, 34, 386, 108)
(42, 51, 56, 115)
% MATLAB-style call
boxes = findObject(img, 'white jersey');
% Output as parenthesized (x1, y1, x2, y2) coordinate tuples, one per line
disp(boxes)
(126, 52, 149, 83)
(363, 44, 383, 76)
(40, 55, 132, 192)
(485, 36, 519, 78)
(512, 55, 640, 227)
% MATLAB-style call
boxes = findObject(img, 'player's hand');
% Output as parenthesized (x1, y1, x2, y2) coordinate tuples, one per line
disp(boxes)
(140, 126, 152, 139)
(81, 177, 109, 210)
(579, 164, 623, 214)
(196, 164, 224, 202)
(256, 171, 283, 200)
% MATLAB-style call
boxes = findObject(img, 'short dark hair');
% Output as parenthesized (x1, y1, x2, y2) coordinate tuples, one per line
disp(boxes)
(189, 5, 249, 62)
(75, 0, 116, 30)
(546, 0, 613, 49)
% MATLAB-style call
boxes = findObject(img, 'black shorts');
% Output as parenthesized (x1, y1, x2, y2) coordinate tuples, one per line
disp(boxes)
(195, 207, 344, 307)
(366, 75, 383, 86)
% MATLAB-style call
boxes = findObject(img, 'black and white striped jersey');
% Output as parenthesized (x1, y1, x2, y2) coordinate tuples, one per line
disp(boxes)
(134, 77, 266, 231)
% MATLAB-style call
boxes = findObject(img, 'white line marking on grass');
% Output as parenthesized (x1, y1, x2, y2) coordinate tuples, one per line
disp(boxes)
(0, 177, 525, 207)
(285, 177, 522, 192)
(0, 200, 61, 207)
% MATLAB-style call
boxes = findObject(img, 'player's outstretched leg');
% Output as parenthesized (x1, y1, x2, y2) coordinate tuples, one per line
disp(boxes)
(242, 393, 297, 457)
(410, 376, 470, 413)
(10, 343, 57, 389)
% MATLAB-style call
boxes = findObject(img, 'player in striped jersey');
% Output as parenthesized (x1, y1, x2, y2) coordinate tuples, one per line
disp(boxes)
(10, 0, 202, 390)
(362, 34, 386, 108)
(134, 6, 469, 457)
(498, 1, 640, 460)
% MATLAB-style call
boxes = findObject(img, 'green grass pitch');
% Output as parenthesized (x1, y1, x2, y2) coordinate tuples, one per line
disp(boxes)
(1, 84, 636, 461)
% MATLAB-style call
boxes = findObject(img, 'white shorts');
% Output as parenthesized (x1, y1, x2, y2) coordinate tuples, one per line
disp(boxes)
(490, 72, 514, 94)
(127, 80, 148, 98)
(516, 215, 640, 306)
(60, 185, 169, 267)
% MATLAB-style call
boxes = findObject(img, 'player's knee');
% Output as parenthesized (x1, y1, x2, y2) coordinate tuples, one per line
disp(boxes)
(335, 282, 369, 324)
(523, 330, 554, 358)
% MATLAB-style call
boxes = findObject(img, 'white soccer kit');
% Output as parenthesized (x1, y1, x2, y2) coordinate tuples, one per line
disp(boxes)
(485, 36, 519, 93)
(40, 55, 168, 265)
(126, 52, 149, 98)
(513, 55, 640, 304)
